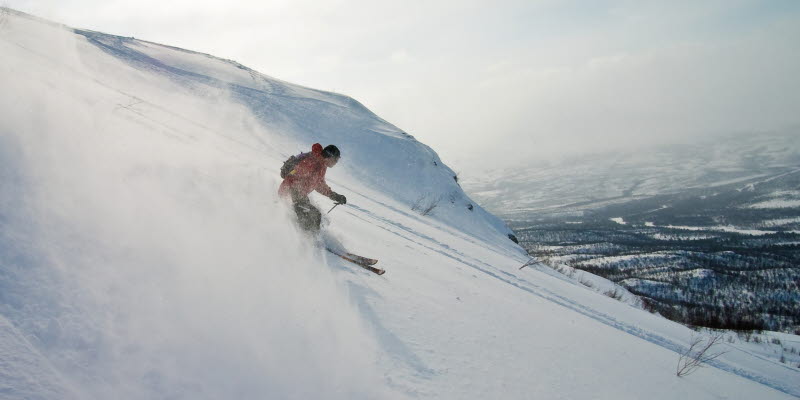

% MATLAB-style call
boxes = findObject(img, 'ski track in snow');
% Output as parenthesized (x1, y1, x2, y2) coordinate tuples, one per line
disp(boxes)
(336, 183, 522, 262)
(343, 194, 799, 397)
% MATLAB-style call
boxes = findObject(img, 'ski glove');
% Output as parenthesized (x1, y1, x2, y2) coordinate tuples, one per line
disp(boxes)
(330, 193, 347, 205)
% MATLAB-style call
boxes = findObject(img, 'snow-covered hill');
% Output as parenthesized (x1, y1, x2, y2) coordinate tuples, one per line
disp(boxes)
(1, 9, 798, 399)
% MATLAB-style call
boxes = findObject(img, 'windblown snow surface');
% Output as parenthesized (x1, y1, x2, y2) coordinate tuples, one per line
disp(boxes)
(0, 9, 797, 399)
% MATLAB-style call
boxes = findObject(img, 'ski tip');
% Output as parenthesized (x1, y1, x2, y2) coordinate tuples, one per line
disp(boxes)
(376, 269, 386, 275)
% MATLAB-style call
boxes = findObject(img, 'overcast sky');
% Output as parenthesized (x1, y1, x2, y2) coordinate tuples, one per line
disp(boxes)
(6, 0, 800, 173)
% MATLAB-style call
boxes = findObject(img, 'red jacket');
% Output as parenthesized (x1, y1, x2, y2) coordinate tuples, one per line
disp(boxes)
(278, 143, 333, 199)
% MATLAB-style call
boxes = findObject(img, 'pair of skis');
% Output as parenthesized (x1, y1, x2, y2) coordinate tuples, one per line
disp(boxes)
(326, 248, 385, 275)
(321, 202, 384, 275)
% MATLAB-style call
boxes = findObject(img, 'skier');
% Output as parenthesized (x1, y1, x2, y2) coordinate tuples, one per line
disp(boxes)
(279, 143, 347, 234)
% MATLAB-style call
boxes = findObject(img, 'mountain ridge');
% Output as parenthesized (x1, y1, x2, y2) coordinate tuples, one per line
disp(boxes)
(465, 131, 800, 220)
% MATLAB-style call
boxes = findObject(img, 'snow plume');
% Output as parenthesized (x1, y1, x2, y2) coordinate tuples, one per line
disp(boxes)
(0, 12, 388, 399)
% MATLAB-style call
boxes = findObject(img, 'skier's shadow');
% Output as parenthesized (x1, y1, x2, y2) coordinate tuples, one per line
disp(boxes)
(319, 232, 436, 378)
(345, 282, 438, 380)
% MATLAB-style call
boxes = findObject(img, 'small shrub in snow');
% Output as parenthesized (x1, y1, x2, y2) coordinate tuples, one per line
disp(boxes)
(448, 192, 458, 204)
(738, 331, 752, 342)
(603, 288, 624, 301)
(676, 334, 727, 377)
(0, 7, 8, 28)
(411, 193, 442, 216)
(641, 298, 658, 314)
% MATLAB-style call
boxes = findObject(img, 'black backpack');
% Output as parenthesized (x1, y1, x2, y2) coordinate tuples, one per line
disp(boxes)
(280, 152, 310, 179)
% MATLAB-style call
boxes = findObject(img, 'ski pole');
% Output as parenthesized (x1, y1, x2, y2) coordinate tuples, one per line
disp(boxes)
(327, 203, 341, 214)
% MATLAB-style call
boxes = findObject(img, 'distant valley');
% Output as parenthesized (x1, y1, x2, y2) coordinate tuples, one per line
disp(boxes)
(464, 132, 800, 333)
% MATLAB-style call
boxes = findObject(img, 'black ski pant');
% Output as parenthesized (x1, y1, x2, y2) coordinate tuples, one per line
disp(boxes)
(292, 195, 322, 233)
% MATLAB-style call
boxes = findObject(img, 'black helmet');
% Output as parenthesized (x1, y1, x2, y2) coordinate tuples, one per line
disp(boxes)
(322, 145, 340, 159)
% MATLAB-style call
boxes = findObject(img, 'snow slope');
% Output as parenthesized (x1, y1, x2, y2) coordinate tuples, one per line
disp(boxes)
(0, 9, 797, 399)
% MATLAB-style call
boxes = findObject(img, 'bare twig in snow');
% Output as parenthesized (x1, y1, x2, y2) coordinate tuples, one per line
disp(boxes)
(411, 193, 442, 216)
(676, 333, 728, 377)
